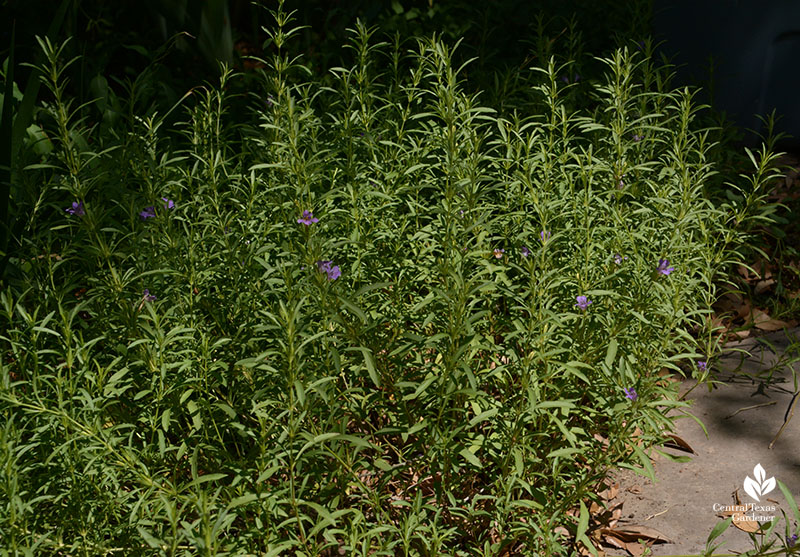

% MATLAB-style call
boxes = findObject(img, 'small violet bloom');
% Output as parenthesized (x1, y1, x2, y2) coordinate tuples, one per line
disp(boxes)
(316, 260, 341, 281)
(657, 259, 675, 276)
(540, 230, 551, 243)
(613, 253, 628, 265)
(297, 210, 319, 226)
(493, 248, 505, 259)
(142, 289, 157, 302)
(162, 197, 175, 210)
(633, 134, 643, 142)
(697, 360, 707, 372)
(575, 295, 592, 311)
(139, 206, 156, 219)
(787, 534, 798, 548)
(624, 387, 638, 401)
(521, 246, 531, 258)
(65, 201, 85, 217)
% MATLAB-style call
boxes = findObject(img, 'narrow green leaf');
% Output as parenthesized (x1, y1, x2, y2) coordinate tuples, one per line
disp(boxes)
(705, 516, 732, 545)
(346, 346, 379, 387)
(778, 480, 800, 525)
(576, 500, 597, 556)
(547, 447, 581, 459)
(605, 339, 618, 370)
(459, 447, 482, 468)
(468, 407, 498, 427)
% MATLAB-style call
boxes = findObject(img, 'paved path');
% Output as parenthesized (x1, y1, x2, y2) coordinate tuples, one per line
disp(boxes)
(607, 328, 800, 556)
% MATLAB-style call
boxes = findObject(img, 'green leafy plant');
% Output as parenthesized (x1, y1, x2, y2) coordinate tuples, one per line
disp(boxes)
(0, 2, 785, 555)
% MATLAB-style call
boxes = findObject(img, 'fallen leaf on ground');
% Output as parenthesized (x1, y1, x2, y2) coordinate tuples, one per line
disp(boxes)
(597, 481, 619, 502)
(598, 525, 671, 543)
(751, 308, 791, 331)
(714, 292, 751, 320)
(716, 489, 772, 533)
(598, 525, 670, 556)
(661, 432, 695, 454)
(737, 264, 754, 280)
(755, 279, 776, 295)
(624, 427, 644, 452)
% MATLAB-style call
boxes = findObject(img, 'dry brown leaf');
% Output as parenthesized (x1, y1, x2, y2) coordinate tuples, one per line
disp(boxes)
(714, 292, 751, 320)
(731, 329, 751, 340)
(594, 501, 624, 530)
(662, 432, 695, 454)
(627, 485, 642, 495)
(751, 308, 790, 331)
(601, 532, 627, 550)
(755, 279, 776, 295)
(577, 535, 604, 556)
(625, 541, 649, 557)
(594, 433, 610, 450)
(624, 427, 644, 450)
(716, 510, 762, 533)
(716, 490, 771, 534)
(598, 525, 671, 544)
(598, 482, 619, 502)
(737, 264, 753, 280)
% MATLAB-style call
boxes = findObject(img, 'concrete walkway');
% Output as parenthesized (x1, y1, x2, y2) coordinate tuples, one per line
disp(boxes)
(607, 328, 800, 556)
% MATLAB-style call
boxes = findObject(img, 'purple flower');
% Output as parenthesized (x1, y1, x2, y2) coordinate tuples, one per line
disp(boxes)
(139, 206, 156, 219)
(493, 248, 505, 259)
(142, 289, 157, 302)
(613, 253, 628, 265)
(787, 534, 798, 548)
(521, 246, 530, 258)
(633, 134, 643, 142)
(266, 95, 275, 107)
(297, 210, 319, 226)
(697, 360, 707, 372)
(162, 197, 175, 209)
(624, 387, 638, 401)
(316, 260, 340, 281)
(575, 295, 592, 311)
(540, 230, 551, 243)
(657, 259, 675, 276)
(65, 201, 85, 217)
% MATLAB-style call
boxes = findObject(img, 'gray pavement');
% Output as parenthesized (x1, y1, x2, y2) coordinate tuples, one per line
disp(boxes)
(606, 328, 800, 556)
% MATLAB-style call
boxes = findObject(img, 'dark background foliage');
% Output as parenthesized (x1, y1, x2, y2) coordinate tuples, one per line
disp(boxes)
(1, 0, 652, 114)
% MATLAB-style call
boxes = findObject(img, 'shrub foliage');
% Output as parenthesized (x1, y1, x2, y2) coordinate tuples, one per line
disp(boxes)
(0, 5, 780, 556)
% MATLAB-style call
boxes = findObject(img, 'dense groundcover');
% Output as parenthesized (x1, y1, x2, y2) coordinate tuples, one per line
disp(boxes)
(0, 4, 784, 556)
